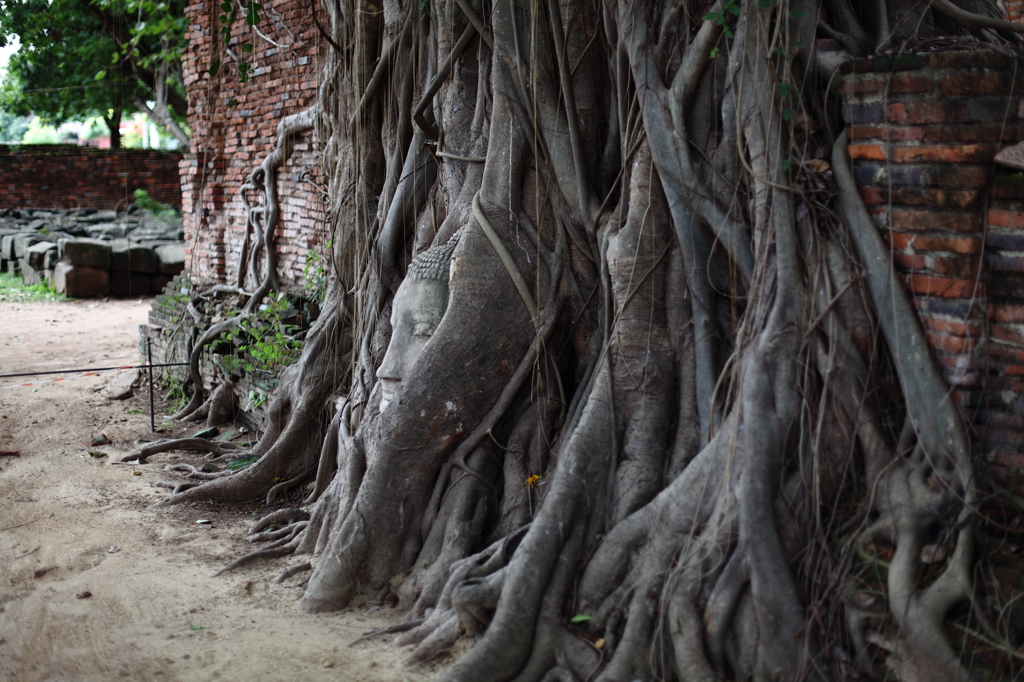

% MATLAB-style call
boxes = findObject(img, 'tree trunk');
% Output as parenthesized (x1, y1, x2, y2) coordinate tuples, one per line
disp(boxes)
(147, 1, 1024, 680)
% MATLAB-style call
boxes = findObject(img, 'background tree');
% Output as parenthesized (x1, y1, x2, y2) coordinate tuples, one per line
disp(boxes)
(138, 1, 1024, 681)
(0, 0, 189, 147)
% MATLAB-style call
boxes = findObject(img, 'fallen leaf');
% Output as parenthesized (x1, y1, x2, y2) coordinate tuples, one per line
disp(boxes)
(76, 591, 92, 599)
(88, 450, 107, 458)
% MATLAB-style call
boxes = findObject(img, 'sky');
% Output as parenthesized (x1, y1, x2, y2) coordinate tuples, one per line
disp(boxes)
(0, 37, 20, 70)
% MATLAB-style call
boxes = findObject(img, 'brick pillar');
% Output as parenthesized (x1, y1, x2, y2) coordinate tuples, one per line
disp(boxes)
(841, 50, 1024, 478)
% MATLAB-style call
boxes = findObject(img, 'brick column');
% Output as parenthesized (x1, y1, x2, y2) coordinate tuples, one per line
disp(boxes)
(841, 50, 1024, 478)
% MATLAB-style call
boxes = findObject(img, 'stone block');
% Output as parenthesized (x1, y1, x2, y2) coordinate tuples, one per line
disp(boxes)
(150, 274, 173, 293)
(59, 238, 112, 267)
(26, 241, 57, 270)
(43, 248, 59, 271)
(0, 234, 24, 260)
(111, 270, 150, 297)
(13, 234, 44, 259)
(19, 260, 43, 286)
(85, 222, 127, 239)
(53, 262, 110, 298)
(154, 243, 186, 275)
(110, 240, 157, 273)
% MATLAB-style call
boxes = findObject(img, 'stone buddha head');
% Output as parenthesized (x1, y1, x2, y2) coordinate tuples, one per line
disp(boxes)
(376, 232, 461, 411)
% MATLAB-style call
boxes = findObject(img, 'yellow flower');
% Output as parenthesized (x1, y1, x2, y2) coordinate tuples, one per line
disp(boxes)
(526, 474, 542, 488)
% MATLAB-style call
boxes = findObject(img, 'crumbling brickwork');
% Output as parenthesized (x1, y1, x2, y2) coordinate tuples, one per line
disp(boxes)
(0, 145, 182, 210)
(842, 49, 1024, 478)
(179, 0, 326, 288)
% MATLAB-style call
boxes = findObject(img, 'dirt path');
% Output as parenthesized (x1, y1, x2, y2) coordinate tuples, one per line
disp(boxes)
(0, 298, 448, 682)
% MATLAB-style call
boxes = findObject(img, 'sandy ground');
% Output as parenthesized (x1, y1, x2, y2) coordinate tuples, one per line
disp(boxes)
(0, 298, 452, 682)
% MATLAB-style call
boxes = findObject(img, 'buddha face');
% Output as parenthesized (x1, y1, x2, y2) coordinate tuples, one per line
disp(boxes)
(376, 277, 450, 411)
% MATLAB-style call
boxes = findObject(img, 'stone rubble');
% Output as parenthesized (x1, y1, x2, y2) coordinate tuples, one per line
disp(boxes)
(0, 207, 186, 298)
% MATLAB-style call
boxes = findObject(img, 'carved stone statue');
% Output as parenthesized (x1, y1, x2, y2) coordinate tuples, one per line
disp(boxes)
(376, 231, 461, 411)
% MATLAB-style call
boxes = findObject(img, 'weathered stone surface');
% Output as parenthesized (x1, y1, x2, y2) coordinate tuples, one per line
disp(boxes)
(110, 270, 150, 297)
(59, 238, 112, 267)
(26, 241, 57, 270)
(80, 210, 119, 223)
(43, 248, 60, 271)
(154, 243, 186, 275)
(150, 274, 173, 293)
(0, 234, 31, 260)
(13, 234, 44, 258)
(19, 260, 43, 286)
(110, 240, 157, 273)
(85, 222, 127, 239)
(105, 368, 140, 400)
(53, 262, 110, 297)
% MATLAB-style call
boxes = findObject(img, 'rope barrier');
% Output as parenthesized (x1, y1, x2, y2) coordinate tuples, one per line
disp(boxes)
(0, 362, 188, 389)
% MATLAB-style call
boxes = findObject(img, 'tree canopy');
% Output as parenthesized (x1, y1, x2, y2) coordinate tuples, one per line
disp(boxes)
(0, 0, 189, 146)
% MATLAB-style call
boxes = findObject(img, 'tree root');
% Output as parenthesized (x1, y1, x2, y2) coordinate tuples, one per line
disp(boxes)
(121, 438, 243, 463)
(274, 562, 312, 584)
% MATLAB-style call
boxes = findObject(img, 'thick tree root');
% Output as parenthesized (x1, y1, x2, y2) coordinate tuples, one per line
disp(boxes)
(120, 438, 243, 463)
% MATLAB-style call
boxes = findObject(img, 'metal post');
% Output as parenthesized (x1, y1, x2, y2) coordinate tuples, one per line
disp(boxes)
(147, 337, 155, 432)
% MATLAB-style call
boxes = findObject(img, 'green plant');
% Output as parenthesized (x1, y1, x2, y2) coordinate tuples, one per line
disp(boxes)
(302, 237, 330, 305)
(162, 374, 190, 412)
(0, 272, 66, 303)
(211, 0, 262, 83)
(132, 188, 178, 220)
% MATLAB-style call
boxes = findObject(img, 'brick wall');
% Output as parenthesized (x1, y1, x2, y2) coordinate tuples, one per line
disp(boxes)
(179, 0, 325, 288)
(841, 50, 1024, 478)
(0, 144, 183, 210)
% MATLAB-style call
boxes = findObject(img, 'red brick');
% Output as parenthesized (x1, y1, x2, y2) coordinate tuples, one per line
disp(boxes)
(893, 253, 928, 270)
(914, 235, 982, 254)
(986, 209, 1024, 228)
(884, 231, 915, 250)
(993, 324, 1024, 346)
(937, 72, 1013, 97)
(991, 305, 1024, 323)
(926, 332, 978, 353)
(902, 274, 979, 298)
(849, 125, 925, 142)
(886, 76, 935, 94)
(848, 144, 887, 160)
(932, 256, 981, 278)
(891, 145, 998, 164)
(890, 210, 981, 233)
(921, 315, 982, 336)
(860, 187, 886, 205)
(839, 79, 886, 95)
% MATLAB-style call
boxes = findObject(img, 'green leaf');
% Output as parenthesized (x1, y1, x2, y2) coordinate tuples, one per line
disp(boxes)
(94, 70, 107, 80)
(710, 46, 720, 59)
(188, 624, 210, 630)
(728, 3, 740, 15)
(782, 159, 792, 171)
(220, 1, 231, 10)
(220, 14, 230, 23)
(782, 107, 795, 121)
(776, 82, 793, 98)
(208, 59, 221, 77)
(242, 42, 253, 52)
(569, 614, 593, 624)
(703, 10, 722, 23)
(773, 46, 785, 57)
(789, 10, 805, 19)
(88, 450, 107, 458)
